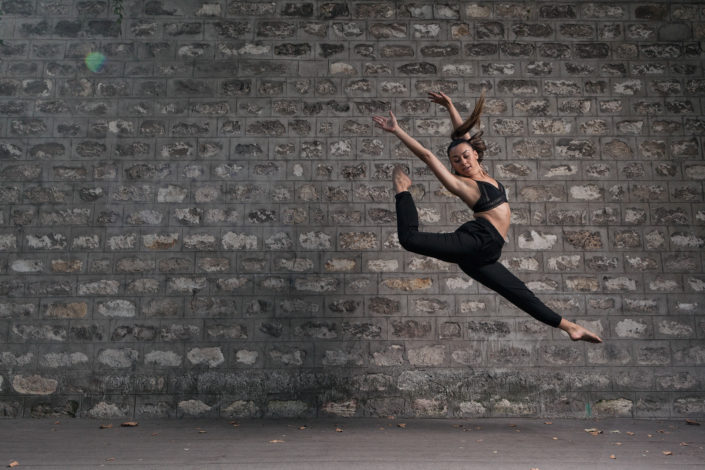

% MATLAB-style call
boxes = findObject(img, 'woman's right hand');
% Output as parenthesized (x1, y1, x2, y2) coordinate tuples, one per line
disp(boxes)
(372, 111, 399, 134)
(428, 91, 453, 108)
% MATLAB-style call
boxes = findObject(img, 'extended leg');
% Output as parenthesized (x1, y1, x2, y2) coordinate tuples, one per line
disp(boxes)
(393, 167, 486, 262)
(459, 260, 562, 328)
(459, 261, 602, 342)
(395, 190, 483, 263)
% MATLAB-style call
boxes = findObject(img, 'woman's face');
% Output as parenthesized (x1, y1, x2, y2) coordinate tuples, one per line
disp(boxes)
(448, 142, 479, 177)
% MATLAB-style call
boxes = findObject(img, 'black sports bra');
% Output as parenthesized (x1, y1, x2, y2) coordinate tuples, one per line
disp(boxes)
(472, 180, 508, 213)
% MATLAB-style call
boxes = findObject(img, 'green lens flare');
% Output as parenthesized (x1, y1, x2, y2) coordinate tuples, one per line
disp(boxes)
(85, 52, 106, 72)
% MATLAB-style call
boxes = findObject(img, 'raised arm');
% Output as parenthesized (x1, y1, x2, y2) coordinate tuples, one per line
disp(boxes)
(372, 111, 464, 196)
(428, 92, 470, 140)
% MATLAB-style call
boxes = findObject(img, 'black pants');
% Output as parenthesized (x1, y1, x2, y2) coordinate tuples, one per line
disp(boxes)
(395, 191, 562, 328)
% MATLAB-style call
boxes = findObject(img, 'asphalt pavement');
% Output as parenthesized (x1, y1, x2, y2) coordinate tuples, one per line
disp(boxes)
(2, 417, 704, 469)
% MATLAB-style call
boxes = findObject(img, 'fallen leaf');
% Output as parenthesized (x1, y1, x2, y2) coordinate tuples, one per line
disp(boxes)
(615, 442, 622, 446)
(626, 432, 635, 436)
(680, 442, 688, 447)
(99, 424, 113, 429)
(387, 415, 395, 420)
(686, 419, 700, 426)
(121, 421, 139, 427)
(610, 430, 621, 434)
(544, 421, 552, 425)
(54, 421, 60, 425)
(509, 424, 517, 427)
(269, 440, 284, 443)
(198, 430, 207, 434)
(610, 454, 616, 460)
(8, 462, 19, 468)
(584, 428, 602, 435)
(663, 451, 672, 456)
(552, 437, 558, 440)
(335, 427, 343, 432)
(298, 425, 307, 430)
(397, 423, 406, 429)
(531, 468, 540, 470)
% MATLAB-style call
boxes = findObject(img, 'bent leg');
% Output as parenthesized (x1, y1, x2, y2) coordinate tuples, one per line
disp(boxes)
(459, 260, 562, 328)
(395, 191, 482, 263)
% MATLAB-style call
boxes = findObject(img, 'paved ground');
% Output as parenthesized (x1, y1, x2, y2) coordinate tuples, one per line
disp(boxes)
(1, 417, 703, 469)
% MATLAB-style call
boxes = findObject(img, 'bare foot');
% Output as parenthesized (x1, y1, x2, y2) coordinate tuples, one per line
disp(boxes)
(559, 319, 603, 344)
(393, 166, 412, 194)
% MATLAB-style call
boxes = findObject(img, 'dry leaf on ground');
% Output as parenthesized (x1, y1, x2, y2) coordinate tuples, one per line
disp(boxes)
(610, 455, 616, 459)
(335, 427, 343, 432)
(544, 422, 552, 425)
(299, 425, 307, 430)
(663, 451, 672, 456)
(269, 440, 284, 443)
(397, 423, 406, 428)
(685, 419, 700, 426)
(99, 424, 112, 429)
(121, 421, 138, 427)
(8, 462, 19, 468)
(680, 442, 688, 446)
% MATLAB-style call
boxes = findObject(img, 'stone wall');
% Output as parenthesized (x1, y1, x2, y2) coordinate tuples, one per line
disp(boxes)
(0, 0, 703, 419)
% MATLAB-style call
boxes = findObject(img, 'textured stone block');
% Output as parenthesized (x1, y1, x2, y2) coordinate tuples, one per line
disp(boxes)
(0, 0, 701, 420)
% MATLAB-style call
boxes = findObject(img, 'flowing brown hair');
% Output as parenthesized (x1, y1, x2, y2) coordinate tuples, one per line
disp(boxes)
(447, 93, 486, 162)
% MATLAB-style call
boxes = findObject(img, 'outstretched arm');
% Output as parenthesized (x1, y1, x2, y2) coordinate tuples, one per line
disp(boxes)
(372, 111, 464, 196)
(428, 92, 470, 140)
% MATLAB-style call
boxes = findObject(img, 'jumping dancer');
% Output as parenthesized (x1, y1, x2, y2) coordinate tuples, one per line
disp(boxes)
(372, 92, 602, 343)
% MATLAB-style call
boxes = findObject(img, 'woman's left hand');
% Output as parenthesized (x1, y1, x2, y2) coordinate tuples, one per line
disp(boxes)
(372, 111, 399, 133)
(428, 91, 453, 108)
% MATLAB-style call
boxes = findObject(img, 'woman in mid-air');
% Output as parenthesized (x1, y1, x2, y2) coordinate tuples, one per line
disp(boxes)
(372, 92, 602, 343)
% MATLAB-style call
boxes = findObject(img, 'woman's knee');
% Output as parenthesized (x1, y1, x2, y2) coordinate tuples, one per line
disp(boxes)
(400, 229, 434, 255)
(397, 230, 417, 252)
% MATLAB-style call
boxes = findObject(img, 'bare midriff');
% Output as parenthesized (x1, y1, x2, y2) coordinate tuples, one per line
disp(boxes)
(474, 202, 511, 240)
